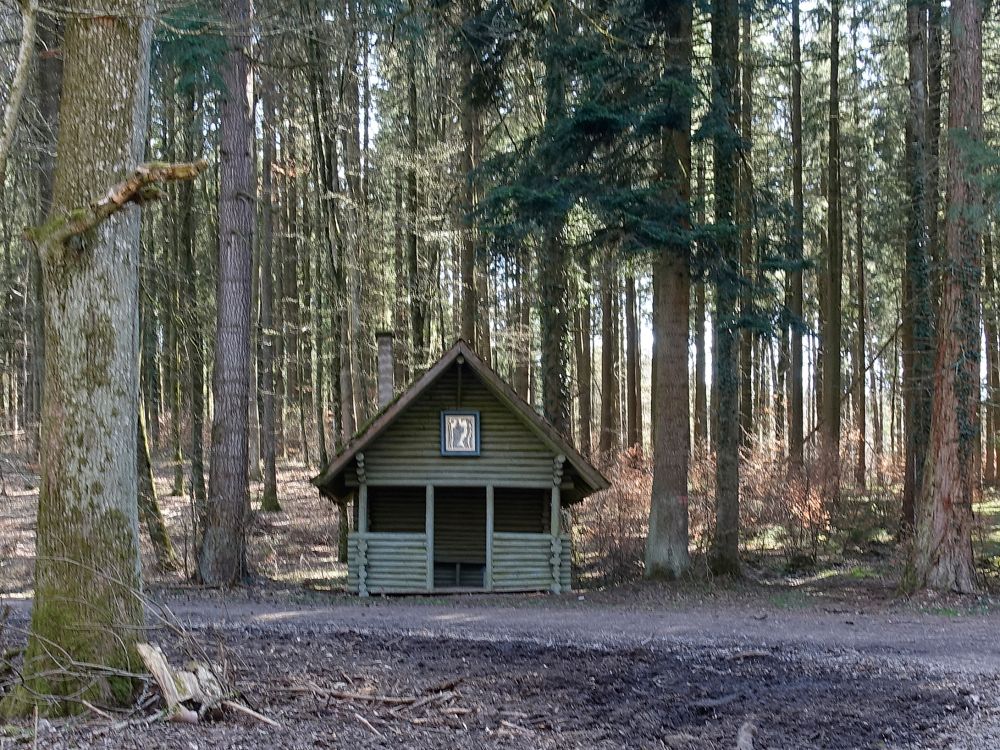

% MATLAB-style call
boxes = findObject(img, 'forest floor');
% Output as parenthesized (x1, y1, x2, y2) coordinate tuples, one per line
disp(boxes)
(1, 453, 1000, 748)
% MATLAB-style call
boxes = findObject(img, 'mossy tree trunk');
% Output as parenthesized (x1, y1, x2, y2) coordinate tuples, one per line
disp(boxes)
(5, 0, 154, 715)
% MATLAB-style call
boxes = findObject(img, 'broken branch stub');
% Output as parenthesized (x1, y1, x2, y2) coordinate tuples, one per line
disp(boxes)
(24, 159, 209, 258)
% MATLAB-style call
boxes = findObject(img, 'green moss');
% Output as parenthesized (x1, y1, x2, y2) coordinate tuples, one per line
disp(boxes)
(24, 207, 91, 246)
(260, 488, 282, 513)
(2, 490, 143, 717)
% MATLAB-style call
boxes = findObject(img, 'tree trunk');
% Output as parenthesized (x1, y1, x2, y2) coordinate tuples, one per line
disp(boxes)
(645, 0, 692, 576)
(260, 76, 280, 512)
(823, 0, 843, 474)
(902, 3, 935, 533)
(852, 26, 867, 489)
(693, 151, 708, 453)
(575, 252, 593, 456)
(458, 0, 481, 344)
(138, 401, 179, 572)
(910, 0, 982, 594)
(179, 87, 206, 504)
(984, 228, 996, 486)
(625, 275, 640, 449)
(199, 0, 254, 585)
(27, 18, 63, 459)
(789, 0, 804, 468)
(539, 11, 571, 438)
(599, 249, 620, 457)
(406, 49, 425, 369)
(738, 8, 753, 449)
(710, 0, 741, 576)
(5, 0, 154, 714)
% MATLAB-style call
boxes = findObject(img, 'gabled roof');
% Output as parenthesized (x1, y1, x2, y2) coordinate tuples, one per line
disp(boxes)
(312, 339, 609, 499)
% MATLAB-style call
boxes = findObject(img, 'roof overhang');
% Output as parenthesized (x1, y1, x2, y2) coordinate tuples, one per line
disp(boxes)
(311, 340, 610, 500)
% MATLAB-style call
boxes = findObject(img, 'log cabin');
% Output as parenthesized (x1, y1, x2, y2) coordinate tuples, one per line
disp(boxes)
(312, 336, 609, 596)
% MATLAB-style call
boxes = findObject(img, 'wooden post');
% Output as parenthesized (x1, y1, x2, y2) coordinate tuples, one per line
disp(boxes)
(358, 483, 368, 533)
(425, 485, 434, 592)
(551, 455, 565, 594)
(485, 485, 494, 591)
(358, 482, 368, 597)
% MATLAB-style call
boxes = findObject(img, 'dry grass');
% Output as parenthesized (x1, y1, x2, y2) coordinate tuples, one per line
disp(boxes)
(573, 439, 905, 586)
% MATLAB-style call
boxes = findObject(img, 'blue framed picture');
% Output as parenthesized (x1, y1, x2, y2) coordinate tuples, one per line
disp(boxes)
(441, 410, 480, 456)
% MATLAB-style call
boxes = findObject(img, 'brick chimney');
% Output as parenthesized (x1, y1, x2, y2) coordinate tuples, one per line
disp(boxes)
(376, 332, 395, 408)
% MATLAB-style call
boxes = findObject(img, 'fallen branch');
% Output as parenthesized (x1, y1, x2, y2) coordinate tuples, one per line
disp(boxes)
(222, 699, 281, 728)
(500, 718, 534, 735)
(352, 711, 384, 738)
(138, 642, 279, 728)
(80, 700, 114, 721)
(286, 683, 421, 706)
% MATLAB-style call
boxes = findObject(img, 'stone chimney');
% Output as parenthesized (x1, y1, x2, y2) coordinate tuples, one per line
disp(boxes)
(376, 332, 395, 408)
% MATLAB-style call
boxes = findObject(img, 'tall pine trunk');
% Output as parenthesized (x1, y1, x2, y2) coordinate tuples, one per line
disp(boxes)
(910, 0, 982, 593)
(180, 87, 206, 504)
(199, 0, 254, 585)
(645, 0, 692, 578)
(710, 0, 741, 575)
(902, 3, 935, 532)
(789, 0, 804, 467)
(693, 151, 708, 453)
(625, 275, 640, 449)
(738, 9, 754, 448)
(823, 0, 843, 475)
(260, 76, 280, 512)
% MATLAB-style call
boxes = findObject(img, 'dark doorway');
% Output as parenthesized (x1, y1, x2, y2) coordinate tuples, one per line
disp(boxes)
(434, 486, 486, 588)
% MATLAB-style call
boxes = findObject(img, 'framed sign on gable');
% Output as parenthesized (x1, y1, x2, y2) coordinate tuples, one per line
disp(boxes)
(441, 410, 480, 456)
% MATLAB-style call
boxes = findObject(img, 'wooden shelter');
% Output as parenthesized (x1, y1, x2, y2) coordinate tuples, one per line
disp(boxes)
(312, 338, 609, 596)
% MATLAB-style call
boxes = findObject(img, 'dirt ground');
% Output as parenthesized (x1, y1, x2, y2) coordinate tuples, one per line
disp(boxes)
(2, 454, 1000, 748)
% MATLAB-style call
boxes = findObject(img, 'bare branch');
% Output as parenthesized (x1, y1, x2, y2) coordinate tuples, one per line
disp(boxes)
(0, 0, 38, 181)
(25, 159, 209, 255)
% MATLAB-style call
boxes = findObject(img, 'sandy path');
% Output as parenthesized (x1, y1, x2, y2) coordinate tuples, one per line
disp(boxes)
(142, 595, 1000, 675)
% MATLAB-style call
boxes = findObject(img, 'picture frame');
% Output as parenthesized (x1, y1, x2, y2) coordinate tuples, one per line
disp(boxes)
(440, 410, 480, 456)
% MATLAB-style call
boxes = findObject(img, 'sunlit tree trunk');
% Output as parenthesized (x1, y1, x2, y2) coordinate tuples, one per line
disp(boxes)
(5, 0, 154, 714)
(822, 0, 843, 474)
(625, 275, 640, 449)
(645, 0, 692, 578)
(910, 0, 982, 594)
(789, 0, 804, 468)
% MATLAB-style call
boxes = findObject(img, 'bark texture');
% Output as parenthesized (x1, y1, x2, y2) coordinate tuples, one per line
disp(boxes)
(789, 0, 804, 467)
(645, 0, 691, 579)
(5, 0, 154, 715)
(199, 0, 255, 585)
(910, 0, 982, 594)
(710, 0, 741, 576)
